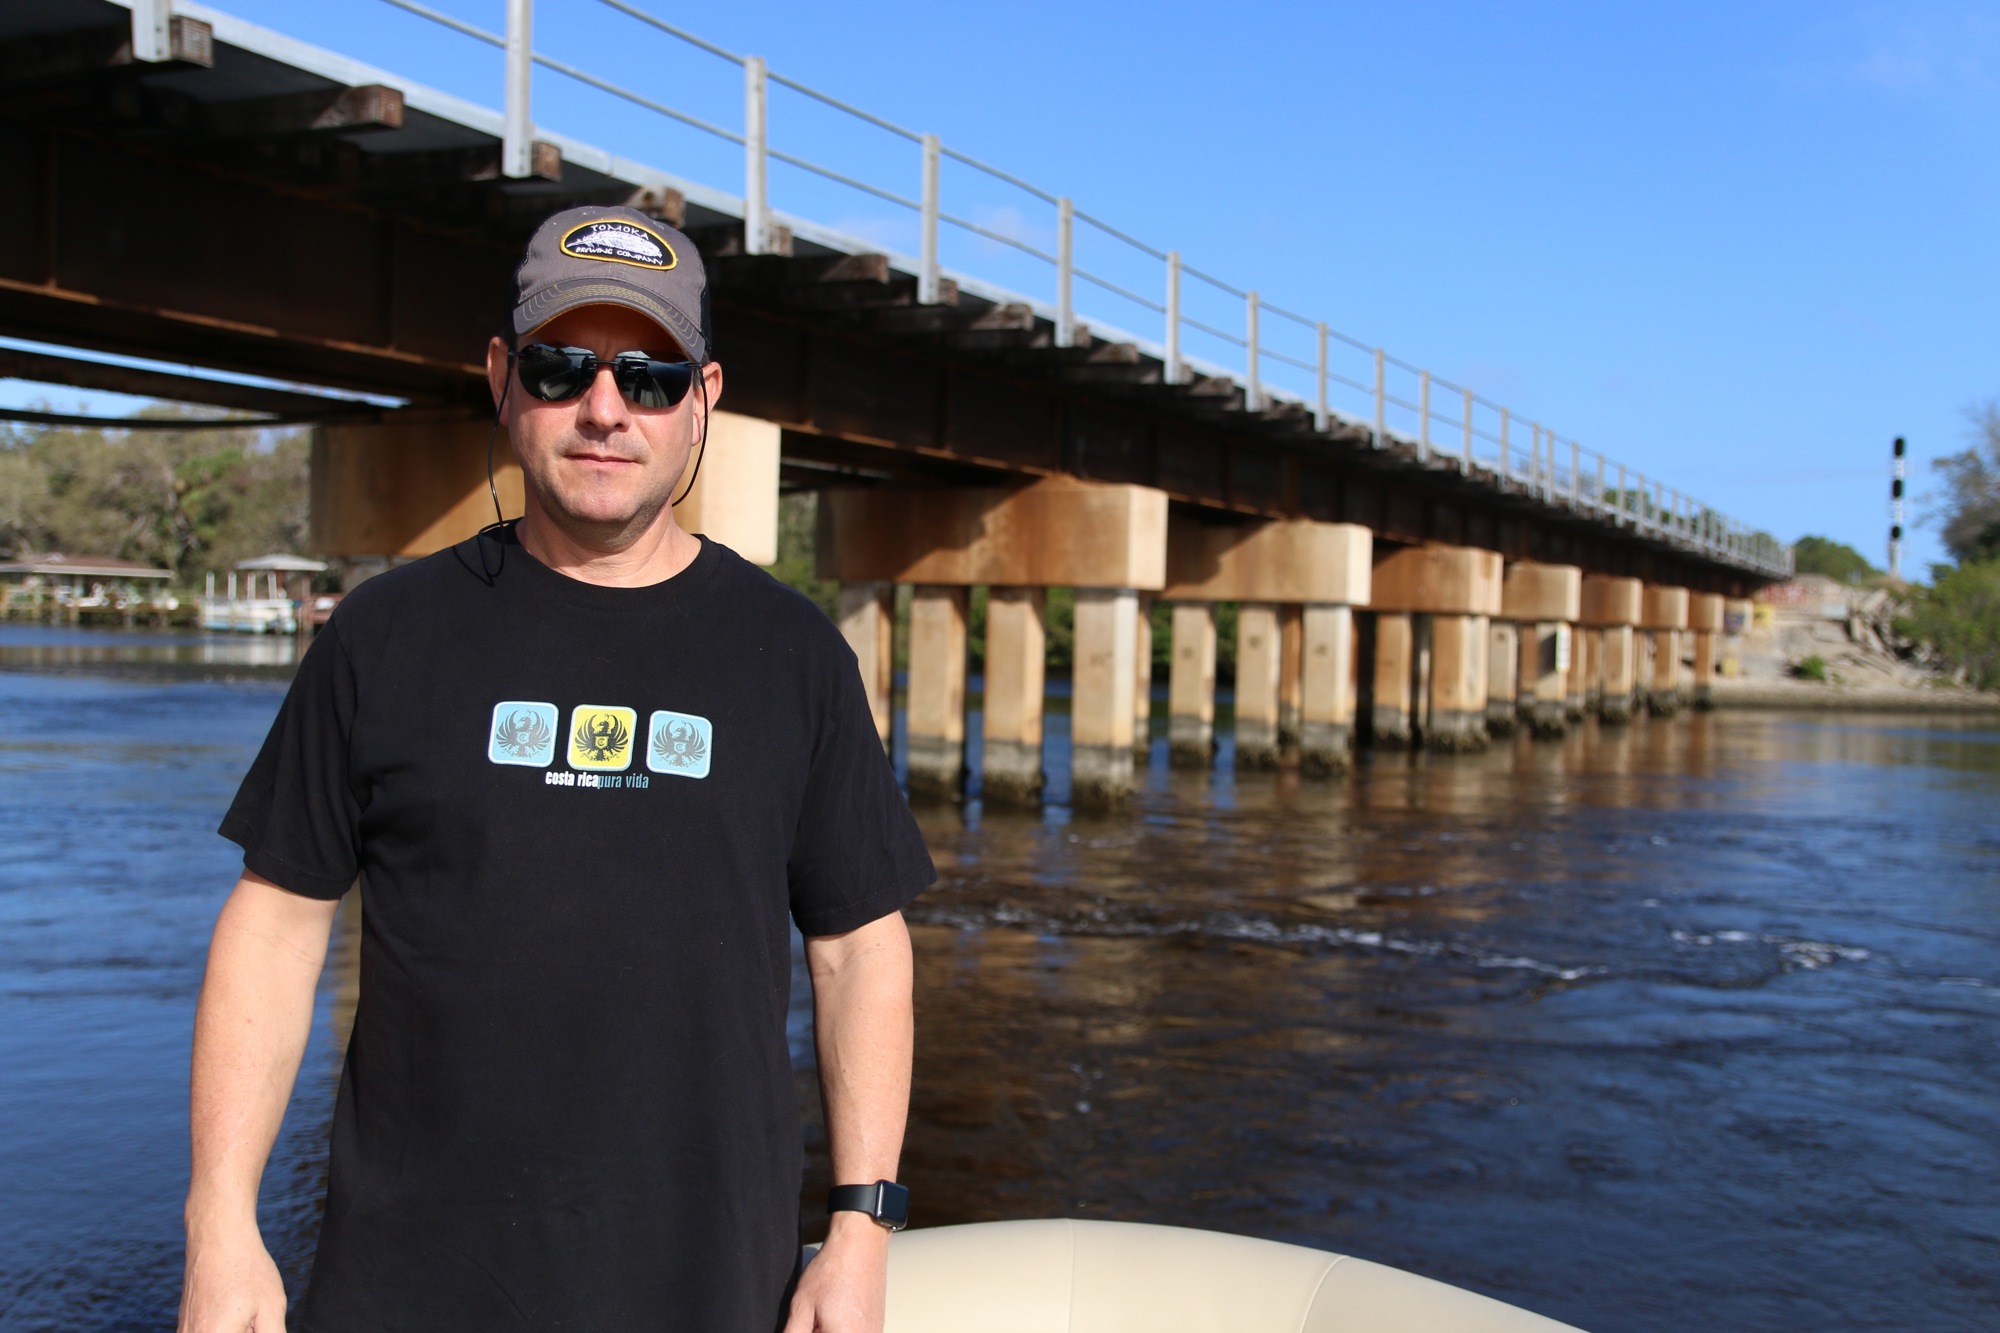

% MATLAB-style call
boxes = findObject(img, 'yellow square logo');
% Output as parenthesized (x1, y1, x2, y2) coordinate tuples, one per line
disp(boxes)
(566, 705, 636, 771)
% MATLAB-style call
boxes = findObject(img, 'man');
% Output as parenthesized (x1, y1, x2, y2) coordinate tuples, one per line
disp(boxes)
(179, 205, 933, 1333)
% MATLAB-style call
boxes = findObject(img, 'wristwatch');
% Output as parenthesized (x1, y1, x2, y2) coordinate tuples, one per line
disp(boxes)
(827, 1180, 910, 1232)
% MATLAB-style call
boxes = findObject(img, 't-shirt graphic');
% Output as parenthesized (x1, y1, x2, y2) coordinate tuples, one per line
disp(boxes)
(648, 709, 712, 778)
(568, 705, 635, 770)
(488, 701, 558, 767)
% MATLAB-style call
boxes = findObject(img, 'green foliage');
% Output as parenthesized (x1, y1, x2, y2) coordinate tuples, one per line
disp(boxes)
(1934, 402, 2000, 564)
(1043, 586, 1076, 676)
(0, 408, 308, 584)
(1793, 654, 1828, 682)
(1897, 557, 2000, 690)
(1792, 534, 1876, 585)
(766, 491, 837, 620)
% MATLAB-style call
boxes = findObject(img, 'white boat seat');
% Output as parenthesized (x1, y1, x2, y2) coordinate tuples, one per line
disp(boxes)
(877, 1218, 1584, 1333)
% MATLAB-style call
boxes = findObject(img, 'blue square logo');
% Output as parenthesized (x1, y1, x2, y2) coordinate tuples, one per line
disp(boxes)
(646, 710, 713, 779)
(488, 701, 559, 767)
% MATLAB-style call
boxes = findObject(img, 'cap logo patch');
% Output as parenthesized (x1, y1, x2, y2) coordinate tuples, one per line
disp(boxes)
(560, 220, 677, 271)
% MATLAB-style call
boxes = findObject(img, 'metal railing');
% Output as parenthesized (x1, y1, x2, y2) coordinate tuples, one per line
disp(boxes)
(379, 0, 1791, 579)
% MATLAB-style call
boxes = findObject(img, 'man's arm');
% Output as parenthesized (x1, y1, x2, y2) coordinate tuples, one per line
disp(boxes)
(785, 910, 915, 1333)
(180, 872, 341, 1333)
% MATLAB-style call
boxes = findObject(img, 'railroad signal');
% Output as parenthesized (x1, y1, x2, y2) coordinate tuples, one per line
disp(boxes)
(1890, 437, 1906, 579)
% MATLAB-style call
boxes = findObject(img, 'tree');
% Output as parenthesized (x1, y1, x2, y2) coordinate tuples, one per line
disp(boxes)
(1791, 535, 1876, 585)
(1933, 400, 2000, 564)
(0, 407, 308, 581)
(1898, 558, 2000, 690)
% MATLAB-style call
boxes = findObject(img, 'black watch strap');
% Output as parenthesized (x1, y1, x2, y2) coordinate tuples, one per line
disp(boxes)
(827, 1180, 910, 1231)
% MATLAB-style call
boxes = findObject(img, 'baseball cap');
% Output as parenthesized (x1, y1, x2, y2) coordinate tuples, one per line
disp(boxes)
(509, 205, 710, 362)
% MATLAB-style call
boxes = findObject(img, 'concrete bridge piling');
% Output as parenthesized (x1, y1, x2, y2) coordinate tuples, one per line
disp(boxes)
(1582, 575, 1644, 725)
(815, 476, 1167, 808)
(983, 587, 1049, 804)
(1642, 584, 1692, 717)
(1688, 593, 1724, 709)
(837, 581, 896, 747)
(1369, 545, 1504, 753)
(1166, 603, 1219, 767)
(1502, 561, 1583, 740)
(1486, 619, 1521, 738)
(1161, 518, 1371, 773)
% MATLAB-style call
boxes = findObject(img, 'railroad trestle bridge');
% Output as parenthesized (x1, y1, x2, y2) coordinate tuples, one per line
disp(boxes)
(0, 0, 1791, 803)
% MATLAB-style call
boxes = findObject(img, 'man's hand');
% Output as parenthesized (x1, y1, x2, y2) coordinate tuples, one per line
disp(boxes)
(783, 1214, 891, 1333)
(178, 1222, 287, 1332)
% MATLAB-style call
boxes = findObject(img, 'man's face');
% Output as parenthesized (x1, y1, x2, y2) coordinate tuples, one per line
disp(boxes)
(485, 304, 724, 546)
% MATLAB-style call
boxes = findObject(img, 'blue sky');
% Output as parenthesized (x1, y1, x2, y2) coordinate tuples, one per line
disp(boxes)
(10, 0, 1996, 573)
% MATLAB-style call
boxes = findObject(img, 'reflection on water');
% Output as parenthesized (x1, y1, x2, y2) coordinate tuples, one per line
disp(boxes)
(3, 628, 1996, 1332)
(0, 625, 306, 677)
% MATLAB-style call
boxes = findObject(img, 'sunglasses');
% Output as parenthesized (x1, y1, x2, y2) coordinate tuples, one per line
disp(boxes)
(510, 343, 700, 410)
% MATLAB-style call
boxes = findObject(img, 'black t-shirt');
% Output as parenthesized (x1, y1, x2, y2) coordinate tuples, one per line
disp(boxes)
(220, 527, 932, 1333)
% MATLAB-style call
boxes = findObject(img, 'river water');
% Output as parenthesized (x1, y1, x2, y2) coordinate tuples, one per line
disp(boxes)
(2, 625, 1996, 1332)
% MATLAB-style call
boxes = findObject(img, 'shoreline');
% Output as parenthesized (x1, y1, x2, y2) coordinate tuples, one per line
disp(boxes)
(1707, 679, 2000, 714)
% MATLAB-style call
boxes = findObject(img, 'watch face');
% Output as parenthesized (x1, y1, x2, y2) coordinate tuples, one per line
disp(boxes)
(877, 1181, 911, 1227)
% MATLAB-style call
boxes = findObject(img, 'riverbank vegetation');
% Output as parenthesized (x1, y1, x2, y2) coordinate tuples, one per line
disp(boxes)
(0, 410, 308, 583)
(1791, 535, 1876, 584)
(1898, 558, 2000, 689)
(1893, 401, 2000, 689)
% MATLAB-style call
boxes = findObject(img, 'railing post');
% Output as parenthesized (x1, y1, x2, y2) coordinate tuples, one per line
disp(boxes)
(502, 0, 534, 178)
(1245, 290, 1261, 412)
(132, 0, 171, 62)
(917, 133, 941, 304)
(1655, 479, 1665, 536)
(1462, 387, 1474, 470)
(1617, 462, 1627, 524)
(1055, 196, 1075, 348)
(1372, 348, 1386, 449)
(1595, 453, 1606, 513)
(1165, 251, 1182, 385)
(743, 55, 769, 254)
(1314, 322, 1329, 432)
(1417, 369, 1430, 462)
(1498, 406, 1510, 478)
(1530, 423, 1542, 497)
